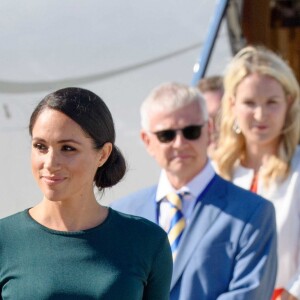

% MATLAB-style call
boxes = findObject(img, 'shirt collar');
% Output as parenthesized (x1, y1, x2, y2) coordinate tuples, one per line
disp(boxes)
(156, 160, 215, 202)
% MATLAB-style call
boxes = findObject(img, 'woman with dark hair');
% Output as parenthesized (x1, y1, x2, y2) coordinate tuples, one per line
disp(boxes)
(0, 87, 172, 299)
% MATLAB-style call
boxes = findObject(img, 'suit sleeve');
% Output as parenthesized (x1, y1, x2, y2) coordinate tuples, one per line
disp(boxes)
(217, 200, 277, 300)
(143, 234, 173, 300)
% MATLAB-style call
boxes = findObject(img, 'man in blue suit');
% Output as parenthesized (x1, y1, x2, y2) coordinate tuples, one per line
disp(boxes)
(111, 82, 277, 299)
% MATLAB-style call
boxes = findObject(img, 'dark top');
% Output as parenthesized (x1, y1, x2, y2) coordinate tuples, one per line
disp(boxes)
(0, 208, 172, 299)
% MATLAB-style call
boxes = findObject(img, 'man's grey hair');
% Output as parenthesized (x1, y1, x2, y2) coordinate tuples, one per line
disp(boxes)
(140, 82, 208, 130)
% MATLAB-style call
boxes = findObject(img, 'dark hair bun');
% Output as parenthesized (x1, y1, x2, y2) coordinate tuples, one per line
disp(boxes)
(94, 146, 127, 189)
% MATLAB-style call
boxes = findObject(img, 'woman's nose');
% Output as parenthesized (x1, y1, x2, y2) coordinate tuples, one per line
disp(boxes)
(44, 150, 61, 170)
(254, 105, 265, 120)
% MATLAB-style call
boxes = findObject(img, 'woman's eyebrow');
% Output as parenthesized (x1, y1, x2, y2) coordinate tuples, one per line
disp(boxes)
(32, 137, 82, 145)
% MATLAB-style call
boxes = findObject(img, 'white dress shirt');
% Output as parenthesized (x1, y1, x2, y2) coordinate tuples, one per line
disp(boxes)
(230, 147, 300, 297)
(156, 160, 215, 232)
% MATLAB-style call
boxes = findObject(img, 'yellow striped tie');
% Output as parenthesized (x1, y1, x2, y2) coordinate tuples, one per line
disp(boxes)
(166, 192, 186, 261)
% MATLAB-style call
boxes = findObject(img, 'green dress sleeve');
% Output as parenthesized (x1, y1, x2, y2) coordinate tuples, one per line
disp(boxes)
(143, 234, 173, 300)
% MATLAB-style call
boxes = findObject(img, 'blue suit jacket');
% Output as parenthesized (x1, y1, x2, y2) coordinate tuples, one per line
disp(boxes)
(111, 175, 277, 300)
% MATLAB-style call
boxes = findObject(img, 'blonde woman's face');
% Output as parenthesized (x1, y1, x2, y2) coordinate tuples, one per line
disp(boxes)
(233, 73, 288, 151)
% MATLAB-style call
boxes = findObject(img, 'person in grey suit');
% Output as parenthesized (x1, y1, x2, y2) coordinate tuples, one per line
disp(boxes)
(111, 82, 277, 300)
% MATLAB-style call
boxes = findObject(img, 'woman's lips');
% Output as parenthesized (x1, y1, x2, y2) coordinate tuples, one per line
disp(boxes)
(41, 176, 66, 185)
(254, 124, 268, 130)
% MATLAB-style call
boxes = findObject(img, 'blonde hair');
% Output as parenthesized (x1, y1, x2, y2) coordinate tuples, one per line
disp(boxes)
(213, 45, 300, 186)
(140, 82, 208, 130)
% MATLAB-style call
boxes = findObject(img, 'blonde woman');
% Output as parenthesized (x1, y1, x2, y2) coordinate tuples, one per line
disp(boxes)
(213, 46, 300, 300)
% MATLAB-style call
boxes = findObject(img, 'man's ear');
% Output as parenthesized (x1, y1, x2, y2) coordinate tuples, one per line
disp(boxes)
(141, 129, 150, 147)
(140, 129, 154, 156)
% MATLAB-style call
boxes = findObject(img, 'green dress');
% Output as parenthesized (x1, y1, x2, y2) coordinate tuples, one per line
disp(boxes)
(0, 208, 172, 299)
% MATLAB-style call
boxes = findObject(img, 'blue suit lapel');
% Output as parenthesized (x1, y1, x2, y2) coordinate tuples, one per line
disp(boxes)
(170, 176, 227, 290)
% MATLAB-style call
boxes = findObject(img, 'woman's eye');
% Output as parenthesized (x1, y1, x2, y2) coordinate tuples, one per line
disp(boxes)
(62, 145, 76, 152)
(33, 143, 47, 151)
(268, 99, 278, 105)
(244, 100, 255, 106)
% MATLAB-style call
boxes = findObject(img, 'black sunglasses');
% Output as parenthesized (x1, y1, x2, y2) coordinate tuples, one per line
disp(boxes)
(153, 124, 205, 143)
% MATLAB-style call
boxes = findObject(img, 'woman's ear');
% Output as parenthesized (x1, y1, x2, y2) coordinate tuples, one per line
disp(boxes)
(98, 142, 113, 167)
(229, 95, 235, 107)
(286, 94, 294, 108)
(230, 96, 238, 117)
